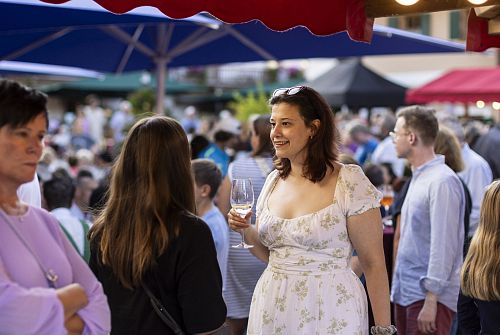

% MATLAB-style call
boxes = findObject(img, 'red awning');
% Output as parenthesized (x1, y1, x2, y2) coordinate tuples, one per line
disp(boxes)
(41, 1, 500, 51)
(41, 0, 374, 41)
(406, 67, 500, 104)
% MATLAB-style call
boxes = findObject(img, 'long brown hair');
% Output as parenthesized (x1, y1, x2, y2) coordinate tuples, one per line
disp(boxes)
(269, 86, 339, 182)
(434, 126, 464, 173)
(461, 180, 500, 300)
(90, 116, 195, 289)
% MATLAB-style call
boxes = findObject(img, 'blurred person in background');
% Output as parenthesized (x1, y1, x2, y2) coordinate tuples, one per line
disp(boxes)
(71, 169, 98, 221)
(440, 120, 492, 246)
(473, 108, 500, 179)
(349, 124, 379, 166)
(44, 173, 91, 262)
(109, 100, 134, 144)
(0, 79, 110, 335)
(371, 113, 406, 178)
(191, 134, 231, 178)
(433, 127, 472, 253)
(192, 159, 229, 289)
(433, 127, 473, 335)
(83, 95, 106, 147)
(217, 114, 274, 335)
(89, 116, 226, 335)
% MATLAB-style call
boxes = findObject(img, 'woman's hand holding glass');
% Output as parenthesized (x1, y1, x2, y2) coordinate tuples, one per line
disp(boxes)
(229, 178, 254, 248)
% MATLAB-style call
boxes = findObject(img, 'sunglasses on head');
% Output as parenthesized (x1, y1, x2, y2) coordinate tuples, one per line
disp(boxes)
(272, 86, 307, 98)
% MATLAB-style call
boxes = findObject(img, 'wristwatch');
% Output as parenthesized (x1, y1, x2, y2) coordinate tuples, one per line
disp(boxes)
(370, 325, 397, 335)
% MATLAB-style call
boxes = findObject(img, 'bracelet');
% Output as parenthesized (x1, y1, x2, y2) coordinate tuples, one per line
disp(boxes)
(370, 325, 397, 335)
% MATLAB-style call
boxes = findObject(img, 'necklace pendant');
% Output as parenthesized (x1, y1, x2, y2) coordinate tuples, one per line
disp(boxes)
(46, 269, 58, 287)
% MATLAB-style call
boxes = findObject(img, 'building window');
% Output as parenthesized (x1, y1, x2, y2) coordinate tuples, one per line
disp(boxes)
(450, 10, 468, 40)
(391, 14, 430, 35)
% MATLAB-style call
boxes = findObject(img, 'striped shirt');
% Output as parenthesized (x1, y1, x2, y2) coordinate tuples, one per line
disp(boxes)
(224, 155, 273, 318)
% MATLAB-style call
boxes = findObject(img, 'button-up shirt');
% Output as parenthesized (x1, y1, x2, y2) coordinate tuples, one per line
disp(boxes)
(459, 144, 493, 237)
(391, 155, 464, 312)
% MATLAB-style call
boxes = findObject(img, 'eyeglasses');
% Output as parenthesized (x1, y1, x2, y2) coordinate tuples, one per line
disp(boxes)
(389, 130, 411, 139)
(272, 86, 306, 98)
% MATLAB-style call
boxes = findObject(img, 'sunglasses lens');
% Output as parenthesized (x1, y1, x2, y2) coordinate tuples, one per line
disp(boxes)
(287, 86, 303, 95)
(272, 88, 288, 97)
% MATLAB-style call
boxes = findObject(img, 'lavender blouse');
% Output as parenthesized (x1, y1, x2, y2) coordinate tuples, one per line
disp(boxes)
(0, 206, 110, 335)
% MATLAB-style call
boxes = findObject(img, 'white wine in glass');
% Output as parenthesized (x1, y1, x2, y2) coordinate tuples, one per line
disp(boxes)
(231, 178, 254, 249)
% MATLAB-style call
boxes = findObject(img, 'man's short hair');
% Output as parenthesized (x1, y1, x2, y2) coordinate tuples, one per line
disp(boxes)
(43, 176, 76, 210)
(191, 159, 222, 199)
(396, 105, 438, 146)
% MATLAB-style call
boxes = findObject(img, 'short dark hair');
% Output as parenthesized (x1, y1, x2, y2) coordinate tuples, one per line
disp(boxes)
(364, 164, 384, 188)
(191, 158, 222, 199)
(0, 79, 48, 129)
(396, 105, 438, 146)
(270, 86, 339, 182)
(381, 114, 397, 136)
(349, 124, 371, 137)
(214, 130, 234, 143)
(190, 135, 210, 159)
(77, 169, 94, 180)
(43, 176, 76, 210)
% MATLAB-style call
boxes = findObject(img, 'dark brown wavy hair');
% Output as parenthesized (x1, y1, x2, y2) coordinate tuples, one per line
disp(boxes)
(89, 116, 195, 289)
(269, 86, 339, 182)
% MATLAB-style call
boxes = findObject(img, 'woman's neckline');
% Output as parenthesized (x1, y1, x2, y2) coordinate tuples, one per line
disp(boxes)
(0, 202, 30, 221)
(265, 164, 344, 221)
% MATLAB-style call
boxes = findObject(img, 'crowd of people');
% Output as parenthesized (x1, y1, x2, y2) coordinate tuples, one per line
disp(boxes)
(0, 78, 499, 335)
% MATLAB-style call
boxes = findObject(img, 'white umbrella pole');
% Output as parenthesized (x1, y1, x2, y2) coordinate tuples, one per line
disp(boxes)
(155, 58, 167, 115)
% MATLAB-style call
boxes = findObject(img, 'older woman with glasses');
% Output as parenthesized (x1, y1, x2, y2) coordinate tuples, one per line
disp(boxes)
(228, 86, 394, 335)
(0, 79, 110, 335)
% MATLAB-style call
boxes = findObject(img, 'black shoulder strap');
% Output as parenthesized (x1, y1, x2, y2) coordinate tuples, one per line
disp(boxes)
(141, 283, 186, 335)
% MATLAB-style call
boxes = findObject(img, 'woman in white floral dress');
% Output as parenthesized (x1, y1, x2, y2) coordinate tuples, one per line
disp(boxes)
(228, 86, 393, 335)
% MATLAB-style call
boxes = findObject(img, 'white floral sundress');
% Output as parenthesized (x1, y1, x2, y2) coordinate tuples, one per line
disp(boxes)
(247, 164, 382, 335)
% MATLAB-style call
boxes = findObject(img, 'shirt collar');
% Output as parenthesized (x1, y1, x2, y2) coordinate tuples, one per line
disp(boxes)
(412, 155, 445, 177)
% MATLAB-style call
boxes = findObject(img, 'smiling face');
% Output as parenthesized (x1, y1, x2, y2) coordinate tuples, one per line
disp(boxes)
(0, 113, 46, 189)
(270, 102, 315, 164)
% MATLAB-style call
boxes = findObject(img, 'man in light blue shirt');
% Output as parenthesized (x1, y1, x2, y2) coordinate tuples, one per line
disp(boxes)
(390, 106, 465, 335)
(192, 159, 229, 289)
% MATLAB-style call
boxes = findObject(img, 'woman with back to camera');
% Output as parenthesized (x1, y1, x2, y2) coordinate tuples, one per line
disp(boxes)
(218, 114, 274, 335)
(228, 86, 393, 334)
(0, 79, 110, 335)
(89, 116, 226, 335)
(459, 180, 500, 335)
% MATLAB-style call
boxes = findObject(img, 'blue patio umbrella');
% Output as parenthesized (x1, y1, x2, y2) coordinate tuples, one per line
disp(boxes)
(0, 0, 464, 113)
(0, 60, 103, 78)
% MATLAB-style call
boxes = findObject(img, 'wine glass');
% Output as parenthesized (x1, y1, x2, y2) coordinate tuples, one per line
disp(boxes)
(230, 178, 254, 249)
(381, 185, 394, 226)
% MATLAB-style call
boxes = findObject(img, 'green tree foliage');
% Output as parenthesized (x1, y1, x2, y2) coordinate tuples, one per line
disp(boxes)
(128, 88, 156, 117)
(229, 85, 270, 122)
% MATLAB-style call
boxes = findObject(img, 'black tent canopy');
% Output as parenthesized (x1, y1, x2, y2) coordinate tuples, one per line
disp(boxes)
(308, 58, 407, 108)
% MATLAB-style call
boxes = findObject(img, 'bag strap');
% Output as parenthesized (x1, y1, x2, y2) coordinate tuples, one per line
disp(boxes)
(141, 282, 186, 335)
(79, 220, 90, 263)
(0, 209, 59, 288)
(59, 223, 79, 252)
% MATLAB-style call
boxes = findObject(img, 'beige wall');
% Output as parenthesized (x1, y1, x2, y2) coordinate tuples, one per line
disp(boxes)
(430, 12, 450, 39)
(368, 12, 495, 87)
